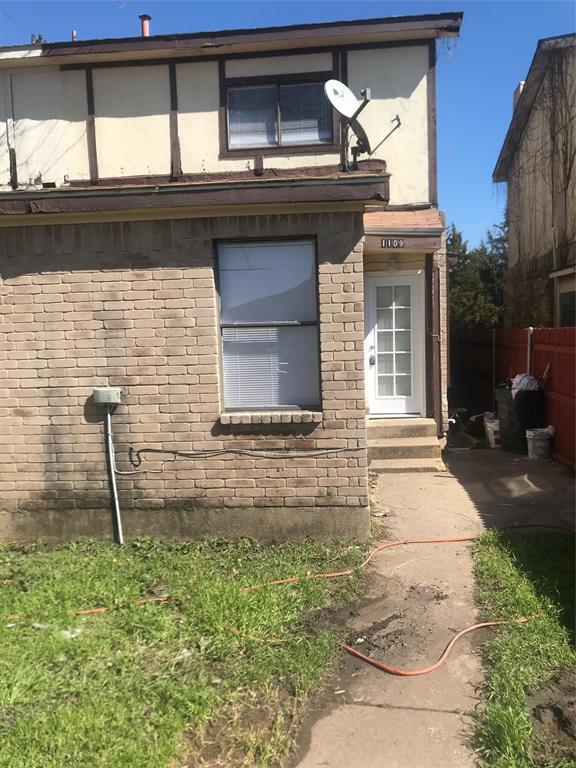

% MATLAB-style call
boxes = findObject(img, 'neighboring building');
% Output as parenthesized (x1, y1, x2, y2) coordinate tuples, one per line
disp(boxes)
(494, 33, 576, 327)
(0, 12, 461, 542)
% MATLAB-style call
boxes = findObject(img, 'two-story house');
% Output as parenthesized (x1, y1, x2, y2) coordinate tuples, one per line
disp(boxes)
(0, 12, 462, 542)
(494, 33, 576, 327)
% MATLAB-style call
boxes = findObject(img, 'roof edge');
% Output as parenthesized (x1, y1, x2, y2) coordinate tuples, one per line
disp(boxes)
(493, 32, 576, 182)
(0, 11, 463, 57)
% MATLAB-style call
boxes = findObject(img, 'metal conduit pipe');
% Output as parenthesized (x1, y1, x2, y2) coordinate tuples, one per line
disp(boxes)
(527, 326, 534, 375)
(104, 405, 124, 545)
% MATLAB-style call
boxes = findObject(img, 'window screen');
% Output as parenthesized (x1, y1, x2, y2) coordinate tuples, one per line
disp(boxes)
(227, 82, 332, 150)
(227, 86, 277, 149)
(559, 291, 575, 327)
(218, 241, 320, 410)
(280, 83, 332, 145)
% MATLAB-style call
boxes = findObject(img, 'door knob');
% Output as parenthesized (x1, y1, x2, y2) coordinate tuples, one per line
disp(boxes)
(369, 354, 376, 366)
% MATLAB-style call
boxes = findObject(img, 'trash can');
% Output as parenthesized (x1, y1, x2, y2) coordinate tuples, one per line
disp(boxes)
(495, 384, 544, 454)
(526, 426, 555, 460)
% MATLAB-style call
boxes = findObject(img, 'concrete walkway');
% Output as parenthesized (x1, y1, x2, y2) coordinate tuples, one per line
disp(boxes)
(290, 450, 574, 768)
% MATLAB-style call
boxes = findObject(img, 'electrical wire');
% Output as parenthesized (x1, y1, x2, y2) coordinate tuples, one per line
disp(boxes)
(112, 444, 367, 475)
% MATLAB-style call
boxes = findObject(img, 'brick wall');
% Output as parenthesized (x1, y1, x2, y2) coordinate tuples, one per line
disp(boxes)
(435, 235, 449, 429)
(0, 212, 370, 542)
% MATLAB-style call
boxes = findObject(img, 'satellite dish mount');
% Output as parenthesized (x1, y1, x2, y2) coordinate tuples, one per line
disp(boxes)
(324, 80, 372, 172)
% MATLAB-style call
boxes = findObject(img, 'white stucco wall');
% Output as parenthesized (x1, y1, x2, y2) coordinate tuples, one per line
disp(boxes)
(93, 65, 171, 178)
(177, 61, 247, 175)
(11, 69, 90, 184)
(177, 59, 341, 175)
(0, 45, 432, 199)
(348, 46, 430, 205)
(0, 75, 11, 187)
(225, 52, 333, 78)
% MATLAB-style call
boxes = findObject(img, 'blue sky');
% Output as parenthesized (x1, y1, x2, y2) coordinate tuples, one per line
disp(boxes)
(0, 1, 574, 246)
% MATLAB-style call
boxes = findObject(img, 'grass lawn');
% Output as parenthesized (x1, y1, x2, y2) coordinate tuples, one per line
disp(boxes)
(473, 529, 576, 768)
(0, 538, 364, 768)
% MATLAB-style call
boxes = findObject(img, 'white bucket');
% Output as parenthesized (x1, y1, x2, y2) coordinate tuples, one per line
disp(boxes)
(484, 416, 500, 448)
(526, 426, 555, 460)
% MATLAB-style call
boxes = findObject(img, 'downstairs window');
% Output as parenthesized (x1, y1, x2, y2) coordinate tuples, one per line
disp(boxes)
(217, 240, 320, 410)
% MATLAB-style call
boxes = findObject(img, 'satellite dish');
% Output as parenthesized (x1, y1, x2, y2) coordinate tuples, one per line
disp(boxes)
(324, 79, 372, 171)
(324, 79, 360, 119)
(351, 119, 371, 155)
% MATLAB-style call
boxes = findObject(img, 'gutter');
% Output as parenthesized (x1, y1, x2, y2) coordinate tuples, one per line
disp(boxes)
(0, 174, 391, 218)
(0, 173, 390, 202)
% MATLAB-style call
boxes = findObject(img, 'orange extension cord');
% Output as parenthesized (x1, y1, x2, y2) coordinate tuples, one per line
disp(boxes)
(247, 535, 532, 677)
(343, 618, 530, 677)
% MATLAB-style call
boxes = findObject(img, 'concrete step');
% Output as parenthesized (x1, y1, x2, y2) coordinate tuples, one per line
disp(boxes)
(369, 458, 446, 474)
(368, 436, 442, 461)
(367, 417, 438, 439)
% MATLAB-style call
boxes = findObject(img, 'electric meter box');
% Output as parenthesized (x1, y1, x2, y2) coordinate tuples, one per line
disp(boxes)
(92, 387, 123, 405)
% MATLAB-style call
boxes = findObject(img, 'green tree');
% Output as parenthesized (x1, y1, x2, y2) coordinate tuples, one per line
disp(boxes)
(448, 221, 507, 329)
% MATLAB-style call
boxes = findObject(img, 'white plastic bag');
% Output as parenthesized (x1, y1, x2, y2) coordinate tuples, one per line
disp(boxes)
(511, 373, 539, 399)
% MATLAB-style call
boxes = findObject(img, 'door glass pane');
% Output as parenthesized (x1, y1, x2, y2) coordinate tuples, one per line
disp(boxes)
(396, 375, 412, 396)
(219, 241, 316, 323)
(376, 286, 393, 308)
(396, 353, 411, 374)
(377, 332, 393, 352)
(396, 331, 411, 353)
(378, 376, 394, 396)
(373, 282, 414, 399)
(394, 285, 411, 307)
(377, 308, 393, 329)
(395, 308, 411, 329)
(378, 353, 393, 374)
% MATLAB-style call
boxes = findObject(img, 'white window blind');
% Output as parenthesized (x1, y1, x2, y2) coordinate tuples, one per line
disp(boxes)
(227, 82, 332, 150)
(227, 86, 277, 148)
(218, 241, 320, 410)
(280, 83, 331, 145)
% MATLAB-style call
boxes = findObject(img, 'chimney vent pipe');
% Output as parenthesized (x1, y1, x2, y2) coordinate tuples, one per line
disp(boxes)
(139, 13, 152, 37)
(71, 30, 78, 41)
(513, 81, 525, 112)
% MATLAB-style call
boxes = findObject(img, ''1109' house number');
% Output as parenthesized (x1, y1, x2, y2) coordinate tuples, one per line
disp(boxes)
(381, 238, 405, 248)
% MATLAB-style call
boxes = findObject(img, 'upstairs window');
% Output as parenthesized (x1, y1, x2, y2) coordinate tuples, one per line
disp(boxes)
(226, 82, 332, 150)
(217, 240, 320, 410)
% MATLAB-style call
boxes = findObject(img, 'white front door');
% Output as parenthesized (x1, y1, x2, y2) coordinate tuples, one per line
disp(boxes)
(365, 274, 424, 416)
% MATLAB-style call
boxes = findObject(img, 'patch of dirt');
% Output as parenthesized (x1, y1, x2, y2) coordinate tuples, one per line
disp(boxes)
(528, 668, 576, 765)
(181, 687, 295, 768)
(301, 600, 362, 632)
(408, 583, 449, 602)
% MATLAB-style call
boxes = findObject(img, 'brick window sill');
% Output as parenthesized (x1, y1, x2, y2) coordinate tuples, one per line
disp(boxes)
(220, 411, 323, 426)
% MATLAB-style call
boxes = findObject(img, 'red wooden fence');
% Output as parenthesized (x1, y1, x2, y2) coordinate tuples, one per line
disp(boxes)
(451, 327, 575, 470)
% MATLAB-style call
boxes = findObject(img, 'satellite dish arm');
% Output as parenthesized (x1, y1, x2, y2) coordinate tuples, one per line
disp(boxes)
(339, 89, 371, 172)
(350, 89, 371, 122)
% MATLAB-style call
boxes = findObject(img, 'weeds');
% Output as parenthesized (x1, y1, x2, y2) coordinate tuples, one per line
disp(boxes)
(0, 538, 364, 767)
(473, 530, 575, 768)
